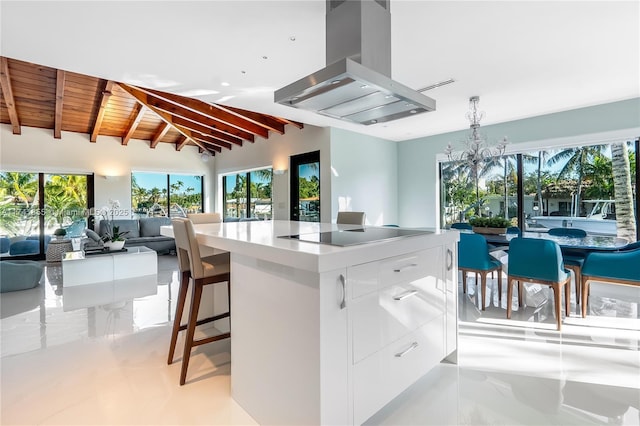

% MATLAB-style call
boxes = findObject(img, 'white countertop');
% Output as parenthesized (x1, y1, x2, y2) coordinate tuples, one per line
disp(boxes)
(161, 220, 458, 273)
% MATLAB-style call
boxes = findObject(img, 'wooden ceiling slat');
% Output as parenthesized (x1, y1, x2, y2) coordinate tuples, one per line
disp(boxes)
(143, 87, 269, 139)
(151, 122, 170, 149)
(0, 56, 296, 157)
(54, 70, 65, 139)
(122, 103, 146, 146)
(3, 67, 56, 84)
(0, 57, 21, 134)
(215, 104, 285, 135)
(91, 80, 115, 142)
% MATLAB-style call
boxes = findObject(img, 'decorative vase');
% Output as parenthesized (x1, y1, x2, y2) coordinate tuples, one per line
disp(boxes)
(472, 226, 507, 235)
(105, 240, 125, 251)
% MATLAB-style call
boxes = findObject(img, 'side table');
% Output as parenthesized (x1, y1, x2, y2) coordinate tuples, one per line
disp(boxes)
(46, 239, 73, 263)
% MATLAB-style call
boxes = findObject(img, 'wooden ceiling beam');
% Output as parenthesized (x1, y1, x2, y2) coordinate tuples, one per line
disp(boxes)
(142, 87, 269, 139)
(121, 84, 255, 142)
(150, 122, 170, 148)
(122, 104, 147, 146)
(171, 116, 238, 148)
(178, 127, 230, 150)
(0, 57, 21, 134)
(54, 70, 65, 139)
(118, 83, 213, 155)
(144, 95, 253, 143)
(273, 116, 304, 129)
(175, 136, 189, 151)
(215, 104, 285, 135)
(90, 80, 114, 142)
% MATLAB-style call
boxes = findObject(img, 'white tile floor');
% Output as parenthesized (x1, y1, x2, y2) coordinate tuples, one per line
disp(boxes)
(1, 255, 639, 425)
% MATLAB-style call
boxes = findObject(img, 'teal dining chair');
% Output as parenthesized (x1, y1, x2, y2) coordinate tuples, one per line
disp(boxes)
(547, 227, 587, 306)
(451, 222, 472, 230)
(458, 233, 502, 310)
(507, 237, 571, 331)
(580, 247, 640, 318)
(506, 226, 522, 237)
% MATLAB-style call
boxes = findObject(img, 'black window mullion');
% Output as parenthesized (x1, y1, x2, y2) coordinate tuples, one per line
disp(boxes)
(636, 138, 640, 241)
(245, 172, 252, 218)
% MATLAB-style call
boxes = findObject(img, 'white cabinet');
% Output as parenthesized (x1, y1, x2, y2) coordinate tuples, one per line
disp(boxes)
(228, 230, 459, 426)
(348, 246, 453, 425)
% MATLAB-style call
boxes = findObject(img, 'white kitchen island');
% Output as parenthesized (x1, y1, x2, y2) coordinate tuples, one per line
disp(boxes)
(162, 220, 458, 425)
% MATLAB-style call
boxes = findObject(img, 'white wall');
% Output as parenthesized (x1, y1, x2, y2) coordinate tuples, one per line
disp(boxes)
(0, 125, 213, 215)
(329, 128, 398, 226)
(213, 125, 332, 222)
(398, 98, 640, 228)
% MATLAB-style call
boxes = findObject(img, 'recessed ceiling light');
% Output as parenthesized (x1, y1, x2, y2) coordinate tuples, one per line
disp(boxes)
(221, 81, 230, 87)
(331, 80, 341, 85)
(410, 110, 417, 114)
(371, 119, 378, 124)
(360, 84, 369, 89)
(289, 36, 296, 41)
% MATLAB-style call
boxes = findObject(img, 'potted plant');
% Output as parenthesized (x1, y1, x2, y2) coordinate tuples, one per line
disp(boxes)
(469, 216, 511, 235)
(98, 199, 128, 250)
(53, 228, 67, 240)
(102, 225, 128, 251)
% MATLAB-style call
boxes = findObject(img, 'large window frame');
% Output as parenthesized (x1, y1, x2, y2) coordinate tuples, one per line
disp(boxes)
(439, 138, 639, 241)
(222, 168, 273, 221)
(0, 171, 94, 260)
(131, 172, 204, 218)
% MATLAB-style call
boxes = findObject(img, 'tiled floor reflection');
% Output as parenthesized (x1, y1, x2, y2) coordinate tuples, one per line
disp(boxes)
(1, 256, 639, 425)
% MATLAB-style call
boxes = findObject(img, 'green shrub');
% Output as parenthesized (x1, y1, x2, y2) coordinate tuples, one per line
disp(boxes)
(469, 216, 511, 228)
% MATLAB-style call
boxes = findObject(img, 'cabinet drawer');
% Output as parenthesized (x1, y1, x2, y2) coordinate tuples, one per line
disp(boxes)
(351, 277, 445, 363)
(378, 248, 439, 289)
(353, 315, 445, 425)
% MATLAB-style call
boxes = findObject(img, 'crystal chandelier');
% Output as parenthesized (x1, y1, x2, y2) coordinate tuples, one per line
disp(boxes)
(444, 96, 507, 169)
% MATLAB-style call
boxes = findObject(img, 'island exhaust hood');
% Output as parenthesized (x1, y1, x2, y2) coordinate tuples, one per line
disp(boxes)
(275, 0, 436, 125)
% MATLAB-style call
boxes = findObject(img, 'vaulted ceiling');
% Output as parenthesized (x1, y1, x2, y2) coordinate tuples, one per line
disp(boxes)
(0, 56, 303, 156)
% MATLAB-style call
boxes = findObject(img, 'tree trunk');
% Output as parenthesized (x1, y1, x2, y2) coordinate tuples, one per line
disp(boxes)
(611, 143, 636, 241)
(536, 152, 543, 214)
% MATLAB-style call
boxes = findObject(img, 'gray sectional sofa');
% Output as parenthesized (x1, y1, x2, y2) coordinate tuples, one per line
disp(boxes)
(98, 217, 175, 254)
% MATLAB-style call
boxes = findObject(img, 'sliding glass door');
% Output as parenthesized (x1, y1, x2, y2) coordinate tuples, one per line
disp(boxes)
(440, 139, 638, 241)
(1, 172, 92, 259)
(290, 151, 320, 222)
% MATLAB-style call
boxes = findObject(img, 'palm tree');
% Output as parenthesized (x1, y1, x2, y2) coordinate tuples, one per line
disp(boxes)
(547, 145, 605, 216)
(611, 142, 636, 241)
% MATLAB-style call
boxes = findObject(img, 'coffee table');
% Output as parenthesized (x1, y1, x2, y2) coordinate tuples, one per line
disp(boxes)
(62, 246, 157, 287)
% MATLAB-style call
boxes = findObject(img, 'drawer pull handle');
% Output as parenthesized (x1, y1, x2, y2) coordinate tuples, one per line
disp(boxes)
(446, 249, 453, 271)
(393, 290, 418, 301)
(339, 274, 346, 309)
(395, 342, 419, 358)
(393, 263, 418, 273)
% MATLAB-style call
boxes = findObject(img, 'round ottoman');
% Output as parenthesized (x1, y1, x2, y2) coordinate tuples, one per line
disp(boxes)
(0, 260, 44, 293)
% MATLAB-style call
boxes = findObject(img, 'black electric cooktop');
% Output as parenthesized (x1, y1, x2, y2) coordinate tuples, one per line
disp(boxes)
(279, 227, 432, 247)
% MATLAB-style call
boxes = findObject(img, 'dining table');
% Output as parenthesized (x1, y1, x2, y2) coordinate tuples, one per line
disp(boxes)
(474, 231, 629, 252)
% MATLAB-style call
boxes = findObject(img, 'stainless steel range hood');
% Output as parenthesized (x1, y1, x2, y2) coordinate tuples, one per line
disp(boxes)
(274, 0, 436, 125)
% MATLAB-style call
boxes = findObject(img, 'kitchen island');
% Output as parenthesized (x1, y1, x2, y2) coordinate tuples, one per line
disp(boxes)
(162, 220, 458, 425)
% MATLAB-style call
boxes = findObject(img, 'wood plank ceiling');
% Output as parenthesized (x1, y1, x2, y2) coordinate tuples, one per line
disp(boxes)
(0, 56, 303, 156)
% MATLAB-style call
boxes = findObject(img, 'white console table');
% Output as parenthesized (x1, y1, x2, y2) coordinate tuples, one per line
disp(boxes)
(161, 220, 458, 425)
(61, 246, 157, 287)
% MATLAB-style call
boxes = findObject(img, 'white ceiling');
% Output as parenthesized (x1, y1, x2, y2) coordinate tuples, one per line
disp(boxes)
(1, 1, 638, 142)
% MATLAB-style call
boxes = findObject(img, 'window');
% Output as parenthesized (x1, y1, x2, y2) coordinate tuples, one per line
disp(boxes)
(440, 139, 638, 241)
(223, 168, 273, 221)
(1, 171, 92, 259)
(131, 172, 203, 218)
